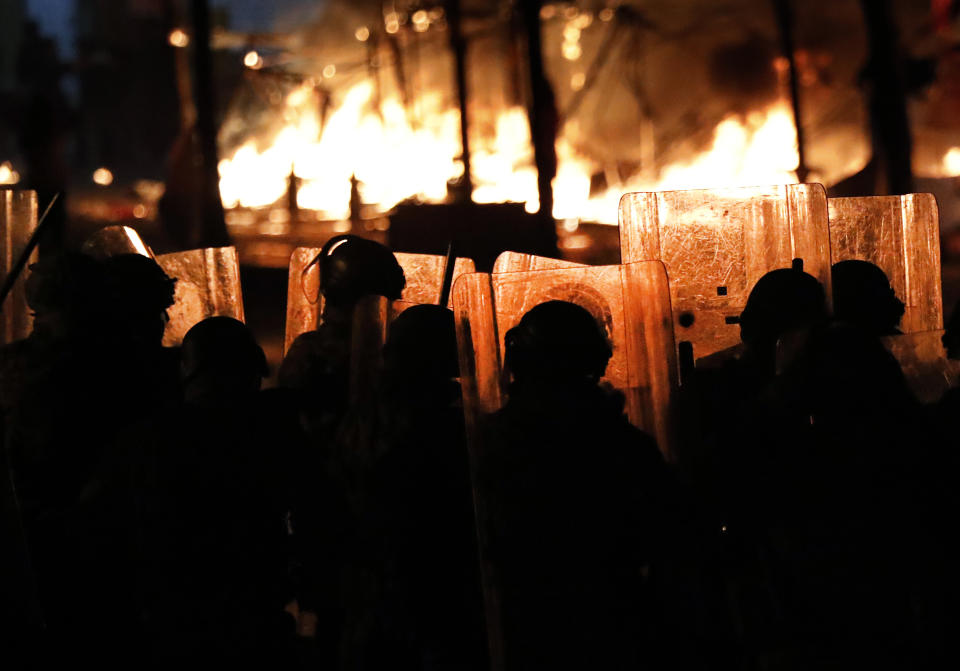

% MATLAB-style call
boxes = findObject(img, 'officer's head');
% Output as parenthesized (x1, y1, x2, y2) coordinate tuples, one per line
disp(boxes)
(504, 300, 612, 385)
(25, 252, 106, 339)
(383, 304, 459, 381)
(740, 268, 827, 348)
(181, 316, 267, 404)
(316, 235, 405, 308)
(101, 254, 177, 347)
(831, 260, 904, 335)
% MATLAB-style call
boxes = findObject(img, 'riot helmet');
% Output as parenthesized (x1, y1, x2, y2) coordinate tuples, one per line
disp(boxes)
(25, 252, 107, 338)
(181, 316, 267, 390)
(831, 260, 904, 335)
(315, 235, 405, 308)
(504, 300, 612, 384)
(101, 253, 177, 346)
(739, 268, 827, 347)
(383, 304, 459, 380)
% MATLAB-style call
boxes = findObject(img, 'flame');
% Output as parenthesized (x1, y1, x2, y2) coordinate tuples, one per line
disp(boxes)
(219, 81, 801, 225)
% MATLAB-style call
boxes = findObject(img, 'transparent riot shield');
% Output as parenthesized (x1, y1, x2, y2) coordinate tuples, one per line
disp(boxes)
(156, 247, 245, 346)
(882, 330, 960, 404)
(284, 246, 476, 354)
(346, 295, 419, 405)
(81, 225, 154, 259)
(492, 251, 584, 274)
(0, 190, 37, 345)
(619, 184, 832, 361)
(828, 193, 942, 333)
(453, 262, 677, 670)
(454, 261, 677, 458)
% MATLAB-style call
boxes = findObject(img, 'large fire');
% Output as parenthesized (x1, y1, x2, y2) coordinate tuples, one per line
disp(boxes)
(218, 80, 801, 226)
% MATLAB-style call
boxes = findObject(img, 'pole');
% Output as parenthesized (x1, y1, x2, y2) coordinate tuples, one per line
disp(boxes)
(772, 0, 810, 183)
(519, 0, 558, 220)
(445, 0, 473, 201)
(438, 241, 456, 307)
(189, 0, 230, 247)
(859, 0, 914, 195)
(0, 194, 59, 311)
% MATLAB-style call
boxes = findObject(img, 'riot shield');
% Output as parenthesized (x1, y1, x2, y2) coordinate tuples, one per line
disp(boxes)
(492, 251, 584, 274)
(828, 193, 942, 333)
(284, 247, 476, 354)
(619, 184, 832, 360)
(454, 261, 677, 458)
(881, 330, 960, 404)
(156, 247, 245, 346)
(81, 225, 154, 259)
(454, 262, 676, 670)
(0, 190, 37, 345)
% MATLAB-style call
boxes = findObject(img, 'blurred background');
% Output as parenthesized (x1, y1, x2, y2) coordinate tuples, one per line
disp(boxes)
(3, 0, 960, 362)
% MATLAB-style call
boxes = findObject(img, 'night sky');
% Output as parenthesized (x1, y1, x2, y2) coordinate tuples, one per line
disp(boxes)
(24, 0, 326, 57)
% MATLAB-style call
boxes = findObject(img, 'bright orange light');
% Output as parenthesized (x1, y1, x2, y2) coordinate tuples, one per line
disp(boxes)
(133, 204, 147, 219)
(385, 11, 400, 34)
(243, 50, 262, 69)
(562, 43, 582, 60)
(355, 26, 370, 41)
(944, 147, 960, 175)
(412, 10, 429, 32)
(322, 64, 336, 79)
(123, 226, 150, 255)
(93, 167, 114, 186)
(168, 28, 189, 48)
(0, 161, 20, 185)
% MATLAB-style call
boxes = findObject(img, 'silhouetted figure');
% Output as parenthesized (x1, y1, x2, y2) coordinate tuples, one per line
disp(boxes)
(478, 301, 696, 669)
(692, 268, 828, 515)
(832, 259, 904, 335)
(279, 235, 405, 443)
(0, 253, 168, 666)
(343, 305, 486, 670)
(0, 253, 107, 664)
(680, 269, 830, 663)
(754, 323, 939, 668)
(131, 317, 298, 666)
(738, 268, 829, 382)
(929, 300, 960, 664)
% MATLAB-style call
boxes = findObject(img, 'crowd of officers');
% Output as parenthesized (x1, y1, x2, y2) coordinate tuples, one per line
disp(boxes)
(1, 234, 959, 670)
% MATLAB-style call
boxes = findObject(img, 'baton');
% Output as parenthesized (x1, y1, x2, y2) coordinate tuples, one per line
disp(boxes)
(437, 241, 456, 307)
(0, 193, 60, 311)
